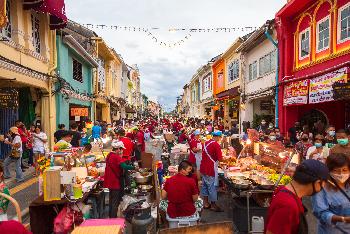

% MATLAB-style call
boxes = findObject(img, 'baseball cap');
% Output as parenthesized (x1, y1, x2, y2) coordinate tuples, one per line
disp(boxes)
(294, 159, 329, 182)
(111, 140, 126, 149)
(212, 130, 223, 137)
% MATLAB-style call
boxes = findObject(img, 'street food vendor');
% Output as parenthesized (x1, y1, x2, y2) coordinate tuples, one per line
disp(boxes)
(265, 160, 329, 234)
(200, 130, 223, 212)
(161, 160, 199, 218)
(54, 130, 73, 150)
(104, 141, 136, 218)
(115, 128, 134, 162)
(188, 129, 202, 173)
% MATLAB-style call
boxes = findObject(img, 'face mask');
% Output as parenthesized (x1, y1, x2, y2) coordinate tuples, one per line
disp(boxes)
(261, 122, 266, 125)
(269, 136, 276, 141)
(337, 138, 349, 146)
(269, 125, 274, 129)
(328, 131, 335, 137)
(315, 143, 323, 148)
(330, 172, 350, 183)
(108, 128, 112, 132)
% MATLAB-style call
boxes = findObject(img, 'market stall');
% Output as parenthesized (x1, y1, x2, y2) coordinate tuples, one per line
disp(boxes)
(220, 142, 299, 233)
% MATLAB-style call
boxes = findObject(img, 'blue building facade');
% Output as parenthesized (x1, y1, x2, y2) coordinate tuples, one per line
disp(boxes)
(55, 33, 98, 129)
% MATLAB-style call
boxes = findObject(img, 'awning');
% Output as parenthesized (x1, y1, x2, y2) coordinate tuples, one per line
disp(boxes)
(216, 87, 239, 99)
(23, 0, 67, 29)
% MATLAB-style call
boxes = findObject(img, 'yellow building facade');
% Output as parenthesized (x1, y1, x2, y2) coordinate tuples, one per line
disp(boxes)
(0, 0, 60, 148)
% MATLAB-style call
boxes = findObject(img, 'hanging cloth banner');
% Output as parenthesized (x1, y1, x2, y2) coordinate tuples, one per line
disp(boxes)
(23, 0, 67, 29)
(0, 0, 7, 28)
(309, 67, 348, 104)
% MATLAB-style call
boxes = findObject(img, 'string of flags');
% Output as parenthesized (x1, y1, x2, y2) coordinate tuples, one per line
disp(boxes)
(81, 23, 258, 48)
(82, 24, 259, 33)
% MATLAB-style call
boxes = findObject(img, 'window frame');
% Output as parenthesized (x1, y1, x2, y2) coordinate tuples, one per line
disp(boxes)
(72, 58, 83, 83)
(316, 15, 330, 53)
(202, 74, 211, 93)
(338, 2, 350, 44)
(228, 59, 239, 84)
(259, 50, 277, 77)
(31, 12, 41, 54)
(299, 27, 311, 60)
(248, 61, 257, 81)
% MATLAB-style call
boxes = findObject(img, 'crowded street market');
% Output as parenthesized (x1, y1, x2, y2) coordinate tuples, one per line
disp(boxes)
(1, 0, 350, 234)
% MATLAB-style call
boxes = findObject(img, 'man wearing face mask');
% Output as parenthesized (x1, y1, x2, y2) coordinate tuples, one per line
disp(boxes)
(266, 131, 284, 147)
(265, 160, 329, 234)
(257, 119, 268, 134)
(325, 125, 337, 149)
(306, 135, 330, 163)
(312, 153, 350, 233)
(330, 129, 350, 157)
(295, 133, 313, 162)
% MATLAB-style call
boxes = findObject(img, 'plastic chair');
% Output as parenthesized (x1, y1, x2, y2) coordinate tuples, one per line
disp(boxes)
(0, 192, 22, 223)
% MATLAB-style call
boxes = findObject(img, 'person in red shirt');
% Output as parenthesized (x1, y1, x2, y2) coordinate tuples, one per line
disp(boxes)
(134, 127, 145, 162)
(265, 159, 329, 234)
(104, 141, 135, 218)
(115, 128, 134, 162)
(162, 160, 199, 218)
(15, 121, 29, 170)
(188, 130, 202, 176)
(200, 130, 223, 212)
(0, 220, 32, 234)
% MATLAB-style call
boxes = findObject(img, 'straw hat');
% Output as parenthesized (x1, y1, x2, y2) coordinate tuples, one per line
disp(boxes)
(9, 127, 19, 135)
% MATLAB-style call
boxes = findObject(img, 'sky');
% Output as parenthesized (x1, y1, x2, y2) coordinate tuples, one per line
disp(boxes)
(65, 0, 286, 112)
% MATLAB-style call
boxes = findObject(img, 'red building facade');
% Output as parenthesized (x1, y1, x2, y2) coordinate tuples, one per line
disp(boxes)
(276, 0, 350, 134)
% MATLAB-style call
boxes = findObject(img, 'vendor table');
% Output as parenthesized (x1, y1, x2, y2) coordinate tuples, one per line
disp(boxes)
(72, 218, 125, 234)
(29, 186, 105, 234)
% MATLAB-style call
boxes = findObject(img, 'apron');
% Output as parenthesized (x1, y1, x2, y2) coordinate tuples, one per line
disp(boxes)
(203, 141, 219, 186)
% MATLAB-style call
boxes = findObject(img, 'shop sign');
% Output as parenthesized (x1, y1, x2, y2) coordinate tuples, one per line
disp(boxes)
(0, 88, 18, 109)
(70, 108, 89, 117)
(260, 100, 272, 110)
(333, 82, 350, 100)
(283, 80, 309, 106)
(309, 67, 347, 104)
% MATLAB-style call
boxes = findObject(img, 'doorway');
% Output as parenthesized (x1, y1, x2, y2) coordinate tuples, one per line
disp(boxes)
(300, 109, 328, 135)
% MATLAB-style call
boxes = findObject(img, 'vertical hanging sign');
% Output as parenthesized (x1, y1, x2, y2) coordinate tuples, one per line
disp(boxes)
(0, 0, 7, 28)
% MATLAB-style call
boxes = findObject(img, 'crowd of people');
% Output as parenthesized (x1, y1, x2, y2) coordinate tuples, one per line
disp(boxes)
(0, 116, 350, 233)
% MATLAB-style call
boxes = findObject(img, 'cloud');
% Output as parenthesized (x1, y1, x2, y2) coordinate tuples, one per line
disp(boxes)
(65, 0, 285, 111)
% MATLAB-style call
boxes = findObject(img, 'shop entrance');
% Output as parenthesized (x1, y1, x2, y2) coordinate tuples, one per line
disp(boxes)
(300, 109, 328, 134)
(96, 103, 103, 121)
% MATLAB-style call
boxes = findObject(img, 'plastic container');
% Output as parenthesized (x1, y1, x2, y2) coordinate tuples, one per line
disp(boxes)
(231, 198, 267, 233)
(166, 213, 200, 229)
(252, 216, 264, 232)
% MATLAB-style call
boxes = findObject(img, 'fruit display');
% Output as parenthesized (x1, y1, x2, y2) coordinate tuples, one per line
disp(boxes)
(268, 174, 292, 185)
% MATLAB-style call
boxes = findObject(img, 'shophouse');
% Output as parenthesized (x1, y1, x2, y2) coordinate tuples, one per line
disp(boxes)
(109, 49, 123, 121)
(238, 20, 278, 129)
(0, 0, 66, 154)
(212, 55, 226, 121)
(276, 0, 350, 134)
(188, 72, 200, 117)
(198, 63, 213, 119)
(55, 31, 98, 129)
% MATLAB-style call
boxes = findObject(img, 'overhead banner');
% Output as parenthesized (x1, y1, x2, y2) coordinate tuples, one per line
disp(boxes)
(0, 0, 7, 28)
(283, 80, 309, 106)
(309, 67, 348, 104)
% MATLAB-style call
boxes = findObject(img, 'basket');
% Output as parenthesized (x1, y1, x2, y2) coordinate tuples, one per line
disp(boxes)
(166, 213, 200, 229)
(0, 192, 22, 223)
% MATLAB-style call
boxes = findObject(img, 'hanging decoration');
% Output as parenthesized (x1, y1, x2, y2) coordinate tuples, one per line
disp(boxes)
(56, 76, 94, 102)
(77, 22, 258, 48)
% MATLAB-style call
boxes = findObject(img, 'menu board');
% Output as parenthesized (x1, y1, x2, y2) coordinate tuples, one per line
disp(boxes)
(0, 88, 19, 109)
(283, 80, 309, 106)
(309, 67, 347, 104)
(333, 82, 350, 100)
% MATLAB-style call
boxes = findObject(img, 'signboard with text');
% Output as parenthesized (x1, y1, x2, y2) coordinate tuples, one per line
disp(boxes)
(283, 80, 309, 106)
(0, 88, 18, 109)
(70, 108, 89, 117)
(309, 67, 348, 104)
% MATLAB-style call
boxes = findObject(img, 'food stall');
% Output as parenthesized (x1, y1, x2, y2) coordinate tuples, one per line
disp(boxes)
(220, 142, 299, 233)
(29, 147, 107, 234)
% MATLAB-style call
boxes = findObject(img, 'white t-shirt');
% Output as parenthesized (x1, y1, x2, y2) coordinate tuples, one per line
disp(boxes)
(8, 135, 23, 153)
(306, 146, 330, 161)
(33, 132, 48, 153)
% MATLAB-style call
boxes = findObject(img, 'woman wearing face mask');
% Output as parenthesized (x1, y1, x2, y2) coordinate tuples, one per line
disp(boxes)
(312, 153, 350, 234)
(325, 125, 337, 149)
(266, 131, 284, 147)
(306, 135, 330, 163)
(295, 133, 313, 162)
